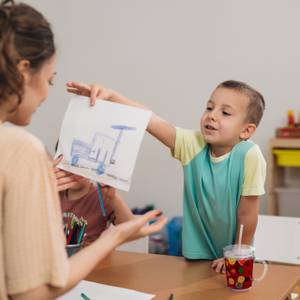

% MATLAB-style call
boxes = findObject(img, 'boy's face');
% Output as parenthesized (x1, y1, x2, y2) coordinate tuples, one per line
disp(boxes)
(200, 87, 255, 153)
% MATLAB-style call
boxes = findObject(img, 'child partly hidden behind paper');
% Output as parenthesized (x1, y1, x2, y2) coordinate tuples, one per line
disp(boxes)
(53, 155, 134, 245)
(66, 80, 266, 273)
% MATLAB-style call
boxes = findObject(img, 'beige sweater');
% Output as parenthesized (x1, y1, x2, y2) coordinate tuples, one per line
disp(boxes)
(0, 126, 69, 300)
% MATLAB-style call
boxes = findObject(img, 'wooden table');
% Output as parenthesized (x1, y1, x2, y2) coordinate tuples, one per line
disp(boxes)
(86, 251, 300, 300)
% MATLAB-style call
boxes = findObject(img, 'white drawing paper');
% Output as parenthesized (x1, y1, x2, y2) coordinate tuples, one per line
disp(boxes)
(56, 96, 151, 191)
(57, 280, 155, 300)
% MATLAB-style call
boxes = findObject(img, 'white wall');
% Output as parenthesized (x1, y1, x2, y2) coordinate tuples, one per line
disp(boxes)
(23, 0, 300, 217)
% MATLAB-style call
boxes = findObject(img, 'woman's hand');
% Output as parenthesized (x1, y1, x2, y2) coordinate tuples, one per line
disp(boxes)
(100, 209, 168, 246)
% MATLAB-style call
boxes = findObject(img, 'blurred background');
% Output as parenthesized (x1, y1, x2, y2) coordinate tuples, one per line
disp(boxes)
(23, 0, 300, 220)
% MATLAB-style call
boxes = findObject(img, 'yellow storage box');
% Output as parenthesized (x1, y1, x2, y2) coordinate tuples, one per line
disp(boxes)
(273, 149, 300, 167)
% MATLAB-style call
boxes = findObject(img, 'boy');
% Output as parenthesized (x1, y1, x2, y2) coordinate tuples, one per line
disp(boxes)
(66, 80, 266, 273)
(53, 156, 134, 244)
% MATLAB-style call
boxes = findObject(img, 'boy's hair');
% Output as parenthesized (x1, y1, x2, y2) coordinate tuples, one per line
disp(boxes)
(217, 80, 265, 127)
(0, 0, 55, 105)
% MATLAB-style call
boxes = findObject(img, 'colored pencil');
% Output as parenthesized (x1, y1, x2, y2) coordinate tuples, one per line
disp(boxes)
(97, 183, 107, 217)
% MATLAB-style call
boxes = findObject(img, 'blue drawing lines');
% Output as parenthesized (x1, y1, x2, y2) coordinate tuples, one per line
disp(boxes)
(70, 124, 136, 176)
(110, 125, 136, 164)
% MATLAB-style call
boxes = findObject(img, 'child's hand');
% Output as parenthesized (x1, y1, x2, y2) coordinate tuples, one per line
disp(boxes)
(66, 82, 117, 106)
(211, 257, 226, 274)
(53, 155, 82, 192)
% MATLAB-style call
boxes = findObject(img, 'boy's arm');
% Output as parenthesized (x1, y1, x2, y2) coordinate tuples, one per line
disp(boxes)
(66, 82, 176, 150)
(236, 195, 260, 244)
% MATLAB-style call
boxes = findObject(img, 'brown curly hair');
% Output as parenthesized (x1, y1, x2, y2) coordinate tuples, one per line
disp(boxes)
(0, 0, 55, 105)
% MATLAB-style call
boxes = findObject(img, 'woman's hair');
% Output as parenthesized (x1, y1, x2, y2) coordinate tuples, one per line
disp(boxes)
(0, 0, 55, 105)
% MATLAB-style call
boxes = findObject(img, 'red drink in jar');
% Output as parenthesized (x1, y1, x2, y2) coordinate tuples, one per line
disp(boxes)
(223, 244, 268, 291)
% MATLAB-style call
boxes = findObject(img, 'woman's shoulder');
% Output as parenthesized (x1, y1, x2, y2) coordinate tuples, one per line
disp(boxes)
(0, 126, 46, 155)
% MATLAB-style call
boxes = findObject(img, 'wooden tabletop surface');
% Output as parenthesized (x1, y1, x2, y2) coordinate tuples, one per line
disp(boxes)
(85, 251, 300, 300)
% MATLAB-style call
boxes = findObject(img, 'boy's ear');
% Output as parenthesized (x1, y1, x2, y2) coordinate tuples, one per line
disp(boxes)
(240, 123, 256, 140)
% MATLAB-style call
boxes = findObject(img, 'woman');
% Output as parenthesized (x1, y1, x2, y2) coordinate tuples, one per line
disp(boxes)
(0, 1, 167, 299)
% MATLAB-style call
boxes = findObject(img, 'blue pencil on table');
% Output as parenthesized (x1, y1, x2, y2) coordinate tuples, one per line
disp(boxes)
(97, 183, 107, 217)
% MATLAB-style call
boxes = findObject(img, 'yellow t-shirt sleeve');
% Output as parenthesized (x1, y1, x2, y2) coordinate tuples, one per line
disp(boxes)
(172, 127, 206, 166)
(242, 144, 266, 196)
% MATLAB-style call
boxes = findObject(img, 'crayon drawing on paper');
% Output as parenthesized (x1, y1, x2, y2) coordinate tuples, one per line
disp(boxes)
(56, 96, 151, 191)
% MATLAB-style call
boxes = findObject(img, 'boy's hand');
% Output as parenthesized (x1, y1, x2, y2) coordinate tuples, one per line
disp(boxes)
(211, 257, 226, 274)
(66, 82, 176, 150)
(66, 82, 117, 106)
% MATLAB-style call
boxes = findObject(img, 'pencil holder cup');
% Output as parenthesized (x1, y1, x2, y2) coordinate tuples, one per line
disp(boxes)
(66, 243, 82, 257)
